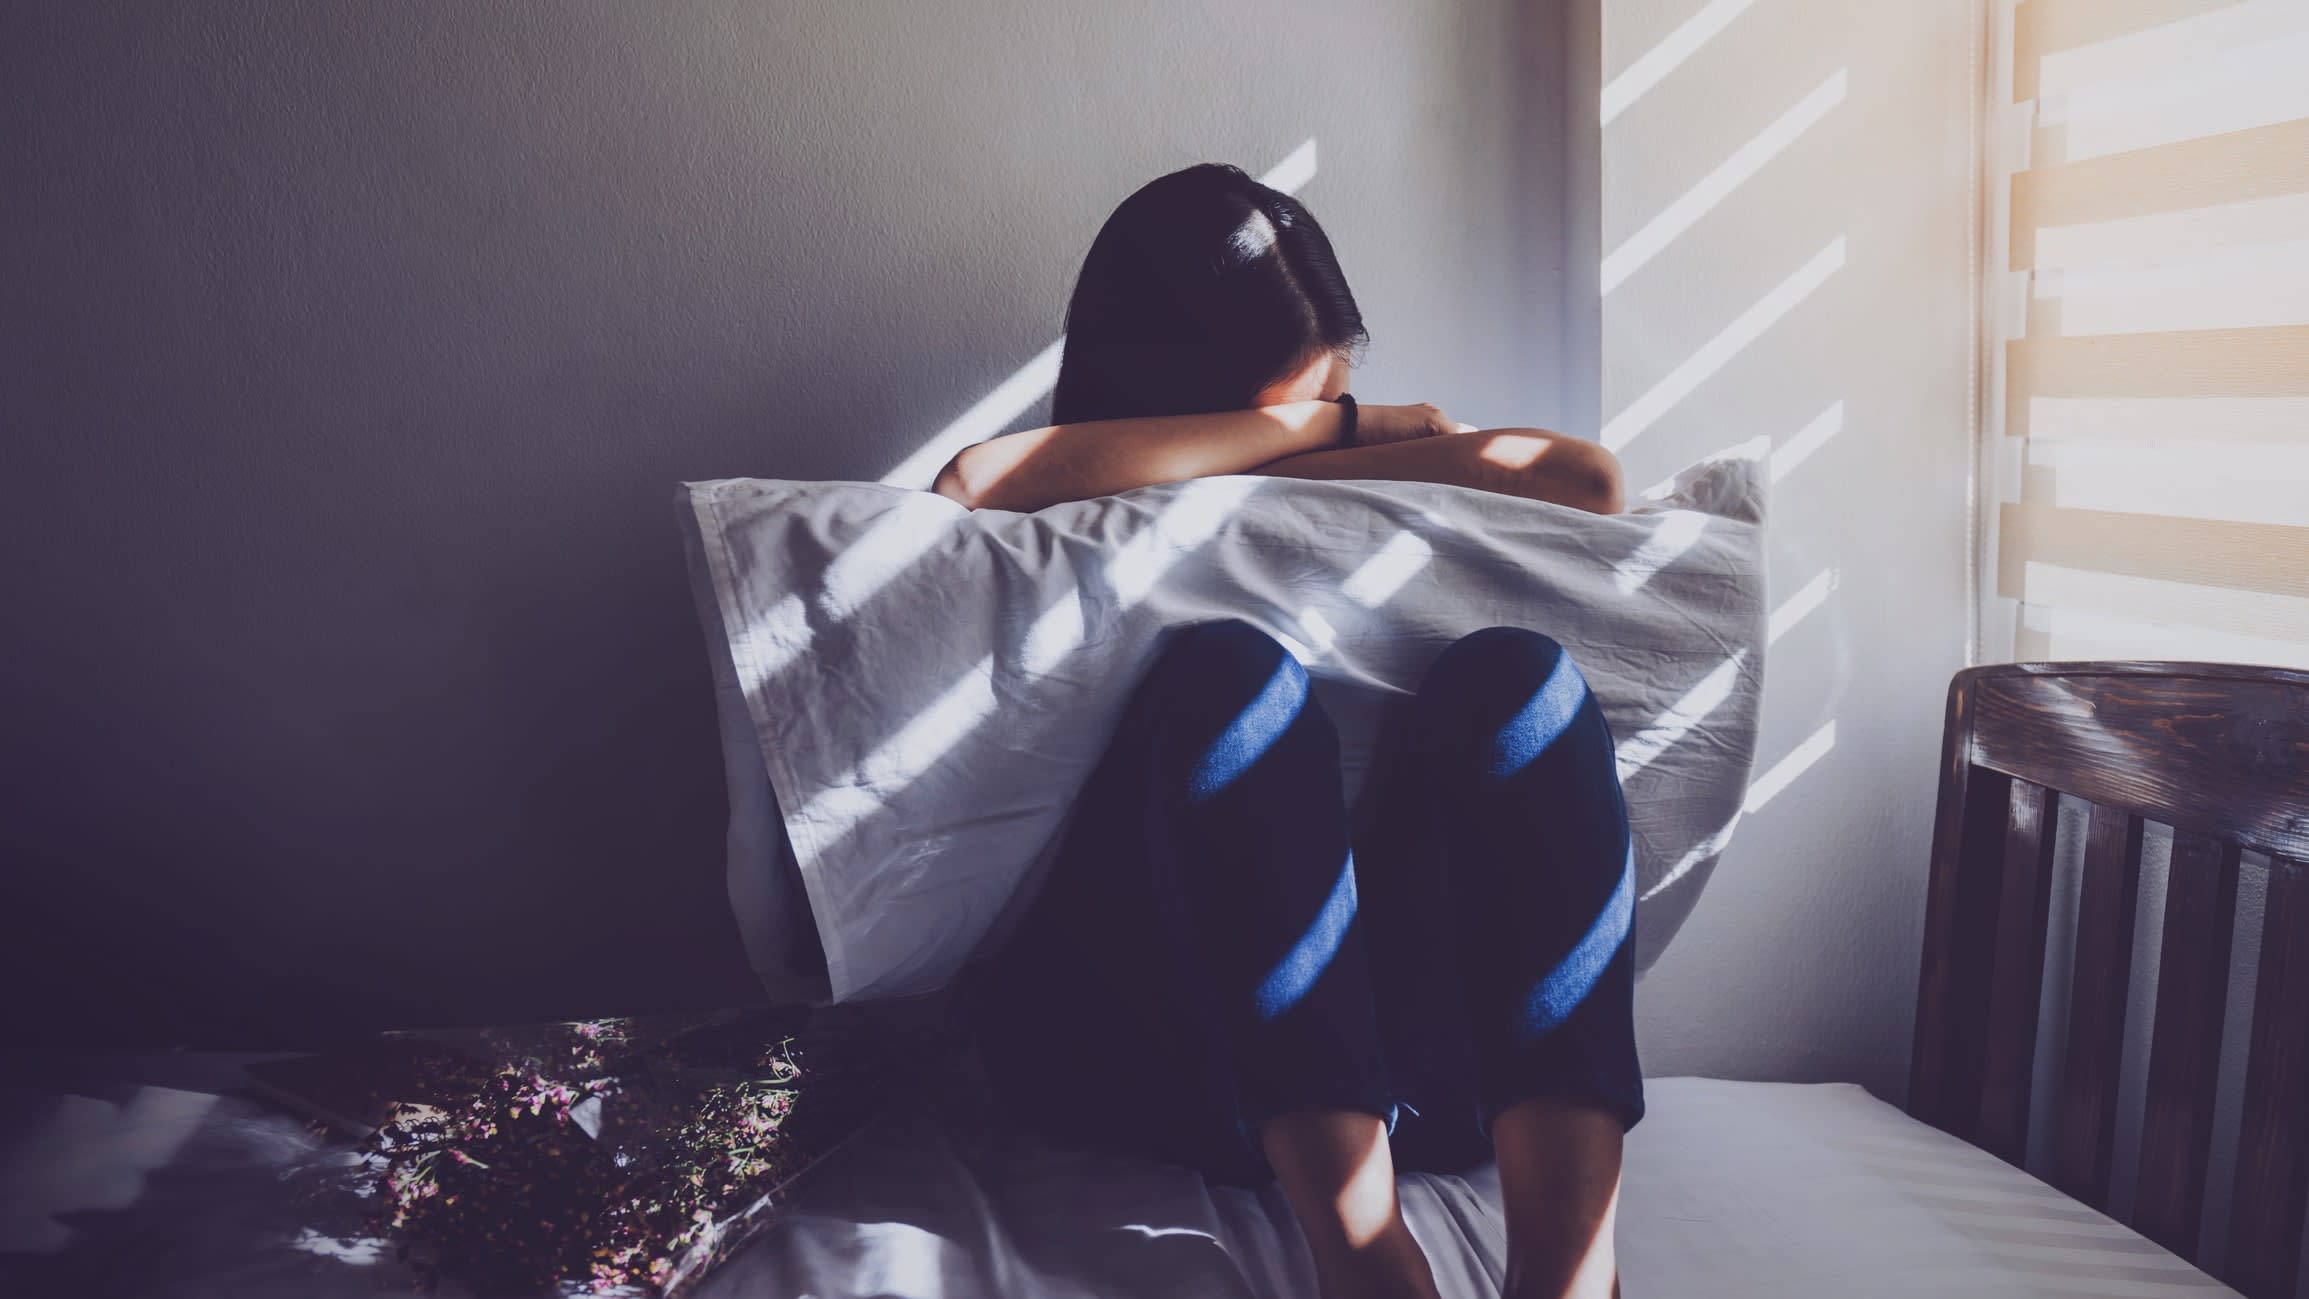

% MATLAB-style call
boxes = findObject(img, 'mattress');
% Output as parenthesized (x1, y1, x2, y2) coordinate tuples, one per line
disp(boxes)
(721, 1077, 2236, 1299)
(0, 1061, 2235, 1298)
(1616, 1079, 2234, 1299)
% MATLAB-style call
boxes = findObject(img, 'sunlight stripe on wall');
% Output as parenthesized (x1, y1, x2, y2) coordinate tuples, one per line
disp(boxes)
(1601, 237, 1846, 453)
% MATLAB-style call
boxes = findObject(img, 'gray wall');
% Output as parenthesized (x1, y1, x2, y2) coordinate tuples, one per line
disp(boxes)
(1, 1, 1591, 1044)
(1601, 0, 1977, 1100)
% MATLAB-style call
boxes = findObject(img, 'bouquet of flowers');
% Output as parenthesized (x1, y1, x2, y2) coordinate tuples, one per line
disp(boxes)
(271, 1006, 900, 1296)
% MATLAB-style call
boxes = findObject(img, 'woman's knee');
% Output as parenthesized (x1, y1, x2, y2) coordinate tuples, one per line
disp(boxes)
(1141, 620, 1321, 783)
(1420, 626, 1578, 712)
(1415, 627, 1598, 771)
(1148, 619, 1303, 700)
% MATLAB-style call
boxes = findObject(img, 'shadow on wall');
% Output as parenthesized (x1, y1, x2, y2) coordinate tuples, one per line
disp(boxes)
(0, 0, 1582, 1044)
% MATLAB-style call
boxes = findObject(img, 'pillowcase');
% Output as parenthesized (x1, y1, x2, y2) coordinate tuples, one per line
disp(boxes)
(680, 450, 1768, 1004)
(678, 521, 832, 1004)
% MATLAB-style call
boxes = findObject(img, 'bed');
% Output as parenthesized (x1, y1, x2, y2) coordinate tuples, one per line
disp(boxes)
(3, 660, 2301, 1297)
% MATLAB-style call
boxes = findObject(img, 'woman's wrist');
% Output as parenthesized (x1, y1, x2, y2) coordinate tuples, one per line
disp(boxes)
(1244, 399, 1353, 455)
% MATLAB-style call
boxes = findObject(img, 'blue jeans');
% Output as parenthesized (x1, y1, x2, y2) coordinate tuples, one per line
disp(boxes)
(970, 620, 1642, 1185)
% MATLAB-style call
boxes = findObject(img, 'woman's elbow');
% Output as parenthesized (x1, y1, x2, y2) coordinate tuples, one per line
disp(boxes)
(930, 454, 983, 510)
(1492, 432, 1624, 514)
(1581, 442, 1627, 515)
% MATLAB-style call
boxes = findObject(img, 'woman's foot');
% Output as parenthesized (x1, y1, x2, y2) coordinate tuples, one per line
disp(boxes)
(1320, 1213, 1445, 1299)
(1261, 1109, 1443, 1299)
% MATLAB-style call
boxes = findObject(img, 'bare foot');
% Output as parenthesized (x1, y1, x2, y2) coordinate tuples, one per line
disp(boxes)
(1323, 1214, 1445, 1299)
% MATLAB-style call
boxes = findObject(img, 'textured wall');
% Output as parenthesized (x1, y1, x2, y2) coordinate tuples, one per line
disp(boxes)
(1602, 0, 1977, 1098)
(0, 1, 1587, 1044)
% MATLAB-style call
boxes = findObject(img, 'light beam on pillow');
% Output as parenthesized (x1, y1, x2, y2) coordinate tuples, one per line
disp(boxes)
(737, 498, 961, 678)
(1341, 530, 1434, 607)
(1288, 606, 1339, 657)
(1044, 476, 1266, 675)
(739, 591, 816, 678)
(1021, 586, 1087, 677)
(1033, 475, 1268, 675)
(795, 654, 1000, 846)
(1283, 528, 1436, 660)
(1107, 476, 1264, 605)
(819, 494, 961, 618)
(846, 1221, 959, 1295)
(1615, 651, 1747, 784)
(1613, 510, 1710, 594)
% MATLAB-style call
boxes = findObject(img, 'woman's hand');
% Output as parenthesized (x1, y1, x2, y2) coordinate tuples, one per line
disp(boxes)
(1352, 402, 1468, 447)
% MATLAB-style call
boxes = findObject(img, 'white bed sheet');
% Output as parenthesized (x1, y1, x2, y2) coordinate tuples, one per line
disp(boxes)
(717, 1076, 2237, 1299)
(0, 1064, 2236, 1298)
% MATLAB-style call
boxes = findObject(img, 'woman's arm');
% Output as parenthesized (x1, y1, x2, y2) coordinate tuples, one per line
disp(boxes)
(1255, 428, 1627, 515)
(930, 402, 1345, 513)
(929, 402, 1459, 513)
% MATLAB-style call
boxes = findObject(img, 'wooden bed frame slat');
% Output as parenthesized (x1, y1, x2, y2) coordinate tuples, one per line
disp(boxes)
(2049, 802, 2145, 1209)
(1911, 760, 2014, 1140)
(2133, 832, 2241, 1258)
(1907, 658, 2008, 1137)
(1910, 661, 2309, 1295)
(1979, 779, 2061, 1162)
(2225, 854, 2309, 1298)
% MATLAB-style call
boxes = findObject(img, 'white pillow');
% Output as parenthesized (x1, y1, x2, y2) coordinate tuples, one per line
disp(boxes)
(681, 451, 1768, 1003)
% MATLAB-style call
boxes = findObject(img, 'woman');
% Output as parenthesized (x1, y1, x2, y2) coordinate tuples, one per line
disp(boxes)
(936, 164, 1639, 1299)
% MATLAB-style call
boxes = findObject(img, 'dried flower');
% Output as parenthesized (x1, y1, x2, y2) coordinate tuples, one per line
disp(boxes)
(290, 1009, 883, 1297)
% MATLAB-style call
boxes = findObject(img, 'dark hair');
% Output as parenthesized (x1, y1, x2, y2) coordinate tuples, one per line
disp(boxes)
(1050, 163, 1368, 425)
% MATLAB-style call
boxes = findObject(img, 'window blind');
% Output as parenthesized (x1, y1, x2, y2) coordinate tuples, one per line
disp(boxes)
(1983, 0, 2309, 669)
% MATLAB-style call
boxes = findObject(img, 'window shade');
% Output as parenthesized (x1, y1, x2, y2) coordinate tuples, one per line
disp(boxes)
(1984, 0, 2309, 669)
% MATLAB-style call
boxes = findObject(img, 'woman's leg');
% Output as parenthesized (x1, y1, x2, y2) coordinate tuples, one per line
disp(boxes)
(972, 619, 1436, 1297)
(1409, 626, 1642, 1299)
(1349, 694, 1492, 1178)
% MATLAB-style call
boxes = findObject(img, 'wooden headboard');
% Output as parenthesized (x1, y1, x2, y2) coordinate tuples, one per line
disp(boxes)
(1907, 661, 2309, 1297)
